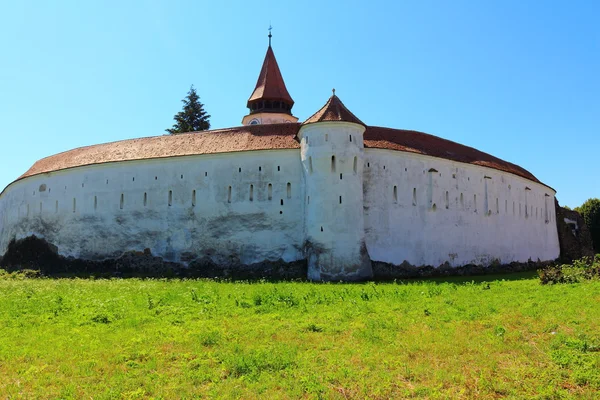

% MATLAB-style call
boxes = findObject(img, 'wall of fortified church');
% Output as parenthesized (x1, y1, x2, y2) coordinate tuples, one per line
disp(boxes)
(0, 38, 561, 280)
(363, 149, 558, 267)
(0, 150, 305, 266)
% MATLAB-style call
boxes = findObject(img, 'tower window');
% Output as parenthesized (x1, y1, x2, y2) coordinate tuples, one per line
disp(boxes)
(268, 183, 273, 200)
(228, 186, 232, 203)
(331, 155, 336, 172)
(339, 196, 342, 204)
(287, 182, 291, 199)
(144, 192, 147, 207)
(412, 188, 417, 206)
(353, 157, 357, 173)
(120, 194, 124, 210)
(169, 190, 173, 206)
(192, 190, 197, 206)
(249, 185, 254, 202)
(349, 134, 352, 142)
(94, 196, 98, 210)
(393, 186, 398, 203)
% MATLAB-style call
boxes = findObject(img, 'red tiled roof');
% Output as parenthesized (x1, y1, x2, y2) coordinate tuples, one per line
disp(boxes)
(363, 126, 541, 184)
(17, 124, 300, 180)
(303, 94, 365, 126)
(247, 46, 294, 106)
(11, 124, 547, 190)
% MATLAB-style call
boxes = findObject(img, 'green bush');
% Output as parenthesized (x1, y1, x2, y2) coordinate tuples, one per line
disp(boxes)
(539, 256, 600, 284)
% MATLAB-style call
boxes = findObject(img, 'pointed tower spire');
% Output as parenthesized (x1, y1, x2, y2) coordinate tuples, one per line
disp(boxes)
(246, 29, 294, 116)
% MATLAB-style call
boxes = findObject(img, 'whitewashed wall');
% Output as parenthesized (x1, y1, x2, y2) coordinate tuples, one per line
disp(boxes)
(0, 149, 305, 265)
(298, 122, 372, 280)
(0, 142, 561, 274)
(363, 149, 560, 267)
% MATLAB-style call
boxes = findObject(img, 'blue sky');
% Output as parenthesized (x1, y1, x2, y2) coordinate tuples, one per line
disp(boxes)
(1, 0, 598, 207)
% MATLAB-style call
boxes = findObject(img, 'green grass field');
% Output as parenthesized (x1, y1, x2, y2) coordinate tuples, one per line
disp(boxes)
(0, 271, 599, 399)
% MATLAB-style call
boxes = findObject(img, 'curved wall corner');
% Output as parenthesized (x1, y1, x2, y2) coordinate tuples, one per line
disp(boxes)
(298, 122, 373, 281)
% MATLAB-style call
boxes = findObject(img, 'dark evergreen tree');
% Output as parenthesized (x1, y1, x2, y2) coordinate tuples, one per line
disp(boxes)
(575, 198, 600, 253)
(166, 85, 211, 134)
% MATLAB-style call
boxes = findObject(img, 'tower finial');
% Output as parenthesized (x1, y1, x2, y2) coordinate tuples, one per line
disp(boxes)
(268, 25, 272, 47)
(332, 88, 336, 96)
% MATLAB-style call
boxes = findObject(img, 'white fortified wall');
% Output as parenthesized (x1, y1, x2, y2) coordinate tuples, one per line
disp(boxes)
(363, 149, 560, 267)
(0, 150, 305, 266)
(0, 141, 561, 277)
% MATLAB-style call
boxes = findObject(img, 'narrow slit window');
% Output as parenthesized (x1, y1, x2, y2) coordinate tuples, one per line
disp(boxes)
(349, 134, 352, 142)
(73, 198, 76, 213)
(205, 172, 207, 177)
(474, 194, 477, 212)
(393, 186, 398, 203)
(412, 188, 417, 206)
(55, 200, 59, 213)
(321, 226, 323, 232)
(168, 190, 173, 206)
(227, 186, 231, 203)
(94, 196, 98, 210)
(445, 191, 449, 209)
(331, 155, 336, 172)
(325, 133, 328, 142)
(306, 136, 309, 144)
(268, 183, 272, 200)
(277, 166, 280, 171)
(496, 198, 499, 214)
(340, 173, 343, 180)
(249, 185, 254, 201)
(120, 193, 124, 210)
(460, 193, 464, 208)
(307, 196, 310, 204)
(353, 157, 357, 173)
(280, 199, 284, 206)
(339, 196, 342, 204)
(144, 192, 147, 207)
(192, 190, 196, 206)
(181, 174, 184, 179)
(259, 166, 262, 172)
(287, 182, 291, 199)
(505, 199, 508, 213)
(309, 157, 313, 174)
(238, 167, 241, 173)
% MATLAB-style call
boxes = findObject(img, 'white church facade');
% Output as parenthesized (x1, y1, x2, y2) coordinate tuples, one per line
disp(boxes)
(0, 40, 560, 281)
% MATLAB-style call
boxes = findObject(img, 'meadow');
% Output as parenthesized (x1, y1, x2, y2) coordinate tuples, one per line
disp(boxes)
(0, 271, 599, 399)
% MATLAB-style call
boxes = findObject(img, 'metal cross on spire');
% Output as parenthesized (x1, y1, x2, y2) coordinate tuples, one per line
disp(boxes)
(268, 25, 272, 46)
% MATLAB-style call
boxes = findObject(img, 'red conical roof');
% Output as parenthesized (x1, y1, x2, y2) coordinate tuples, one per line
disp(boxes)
(303, 93, 365, 126)
(247, 46, 294, 107)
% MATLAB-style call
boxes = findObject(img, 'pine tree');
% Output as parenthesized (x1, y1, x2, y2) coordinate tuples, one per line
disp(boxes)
(166, 85, 211, 134)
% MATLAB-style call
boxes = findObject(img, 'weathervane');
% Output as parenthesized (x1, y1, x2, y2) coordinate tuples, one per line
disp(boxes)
(268, 24, 272, 46)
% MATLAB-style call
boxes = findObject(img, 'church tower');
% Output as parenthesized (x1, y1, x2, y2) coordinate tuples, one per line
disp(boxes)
(242, 30, 298, 125)
(298, 92, 373, 281)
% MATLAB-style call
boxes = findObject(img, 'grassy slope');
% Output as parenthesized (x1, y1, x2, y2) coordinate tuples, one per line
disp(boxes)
(0, 273, 599, 399)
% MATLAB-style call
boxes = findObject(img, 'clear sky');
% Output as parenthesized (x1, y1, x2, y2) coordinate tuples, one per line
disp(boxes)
(1, 0, 598, 208)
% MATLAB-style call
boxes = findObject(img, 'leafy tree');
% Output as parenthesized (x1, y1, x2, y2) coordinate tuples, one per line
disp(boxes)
(166, 85, 211, 134)
(575, 198, 600, 253)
